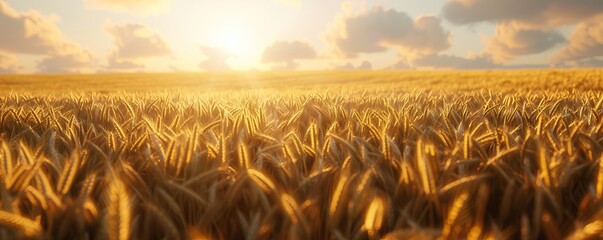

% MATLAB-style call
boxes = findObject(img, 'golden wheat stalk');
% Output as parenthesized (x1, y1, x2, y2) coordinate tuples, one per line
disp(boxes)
(106, 176, 131, 240)
(439, 174, 488, 195)
(596, 154, 603, 199)
(0, 210, 42, 238)
(248, 169, 278, 194)
(0, 141, 13, 183)
(237, 142, 250, 169)
(57, 150, 81, 195)
(329, 173, 349, 225)
(362, 195, 386, 238)
(280, 193, 310, 234)
(441, 192, 469, 239)
(416, 139, 436, 195)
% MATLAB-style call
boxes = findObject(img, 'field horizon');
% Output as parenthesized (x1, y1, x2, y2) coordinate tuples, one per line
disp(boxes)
(1, 69, 601, 93)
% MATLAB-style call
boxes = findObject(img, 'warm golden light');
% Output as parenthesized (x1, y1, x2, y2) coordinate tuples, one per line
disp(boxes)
(0, 0, 602, 239)
(223, 28, 251, 55)
(202, 20, 256, 70)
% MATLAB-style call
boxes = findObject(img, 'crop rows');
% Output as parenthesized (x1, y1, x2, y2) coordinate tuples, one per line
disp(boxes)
(0, 81, 602, 239)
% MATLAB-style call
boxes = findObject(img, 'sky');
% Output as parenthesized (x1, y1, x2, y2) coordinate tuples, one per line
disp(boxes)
(0, 0, 602, 73)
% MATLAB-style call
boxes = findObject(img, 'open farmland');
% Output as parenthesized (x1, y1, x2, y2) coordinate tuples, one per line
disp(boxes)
(0, 70, 603, 239)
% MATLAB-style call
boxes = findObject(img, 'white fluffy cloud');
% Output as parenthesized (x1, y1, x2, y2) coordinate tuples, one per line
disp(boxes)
(0, 0, 93, 72)
(262, 41, 316, 70)
(324, 6, 450, 58)
(85, 0, 172, 15)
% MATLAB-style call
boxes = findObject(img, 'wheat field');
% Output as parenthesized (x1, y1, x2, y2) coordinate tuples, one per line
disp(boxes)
(0, 70, 602, 239)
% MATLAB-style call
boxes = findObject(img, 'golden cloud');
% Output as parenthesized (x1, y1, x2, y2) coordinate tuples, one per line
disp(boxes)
(104, 23, 171, 71)
(107, 58, 144, 70)
(443, 0, 603, 64)
(106, 23, 171, 60)
(0, 52, 19, 73)
(0, 0, 93, 72)
(552, 14, 603, 66)
(323, 6, 450, 58)
(262, 41, 316, 70)
(334, 61, 372, 70)
(486, 22, 565, 63)
(384, 59, 412, 70)
(409, 53, 498, 69)
(262, 41, 316, 63)
(443, 0, 603, 27)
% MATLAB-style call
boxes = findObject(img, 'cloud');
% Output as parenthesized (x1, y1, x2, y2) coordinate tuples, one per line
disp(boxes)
(37, 51, 94, 73)
(334, 60, 372, 70)
(0, 1, 68, 55)
(443, 0, 603, 27)
(106, 23, 171, 59)
(104, 23, 171, 70)
(505, 64, 553, 69)
(486, 22, 565, 63)
(198, 46, 231, 71)
(409, 54, 498, 69)
(107, 58, 144, 70)
(85, 0, 172, 15)
(384, 59, 413, 70)
(552, 15, 603, 65)
(270, 62, 299, 70)
(0, 52, 19, 73)
(262, 41, 316, 63)
(324, 6, 450, 58)
(334, 62, 354, 70)
(0, 0, 93, 72)
(357, 61, 372, 70)
(565, 58, 603, 68)
(262, 41, 316, 70)
(442, 0, 603, 63)
(409, 53, 552, 70)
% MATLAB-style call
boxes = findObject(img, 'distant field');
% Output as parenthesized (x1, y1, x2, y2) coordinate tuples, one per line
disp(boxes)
(0, 70, 602, 239)
(0, 69, 601, 92)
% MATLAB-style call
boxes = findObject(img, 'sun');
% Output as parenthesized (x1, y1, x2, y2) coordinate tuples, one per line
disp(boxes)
(201, 20, 258, 70)
(208, 24, 253, 57)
